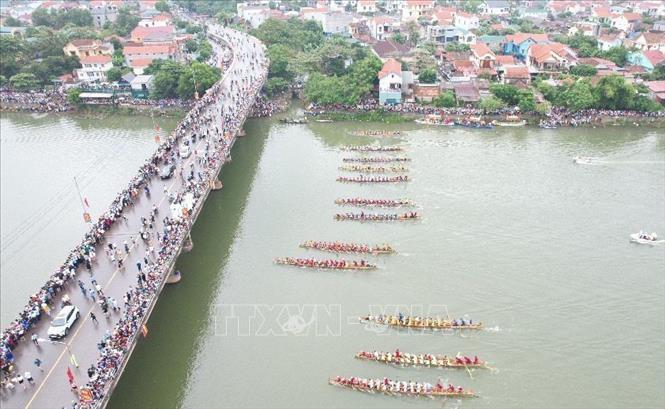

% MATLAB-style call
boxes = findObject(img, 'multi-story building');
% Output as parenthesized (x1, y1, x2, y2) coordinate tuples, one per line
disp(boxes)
(378, 58, 403, 105)
(76, 55, 113, 83)
(63, 39, 113, 59)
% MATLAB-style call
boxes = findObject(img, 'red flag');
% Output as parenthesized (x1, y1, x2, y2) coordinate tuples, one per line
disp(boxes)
(66, 367, 75, 383)
(141, 324, 148, 337)
(83, 197, 90, 208)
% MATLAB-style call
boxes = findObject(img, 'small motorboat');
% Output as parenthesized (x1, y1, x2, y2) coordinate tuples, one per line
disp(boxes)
(630, 231, 663, 245)
(573, 156, 596, 164)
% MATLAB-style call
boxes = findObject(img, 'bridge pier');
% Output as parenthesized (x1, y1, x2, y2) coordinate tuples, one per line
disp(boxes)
(211, 180, 223, 190)
(183, 234, 193, 252)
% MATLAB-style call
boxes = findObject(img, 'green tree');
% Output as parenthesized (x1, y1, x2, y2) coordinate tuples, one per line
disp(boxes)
(68, 87, 82, 105)
(152, 61, 185, 98)
(563, 79, 597, 111)
(155, 0, 170, 12)
(535, 101, 551, 115)
(517, 89, 536, 112)
(112, 53, 125, 67)
(0, 75, 7, 86)
(393, 32, 406, 44)
(112, 7, 141, 36)
(263, 77, 290, 97)
(445, 43, 470, 52)
(479, 96, 505, 112)
(4, 16, 23, 27)
(432, 91, 456, 107)
(418, 68, 437, 83)
(9, 73, 40, 91)
(489, 84, 519, 105)
(107, 67, 123, 82)
(593, 75, 635, 110)
(599, 46, 630, 67)
(570, 64, 598, 77)
(267, 44, 295, 79)
(177, 62, 221, 99)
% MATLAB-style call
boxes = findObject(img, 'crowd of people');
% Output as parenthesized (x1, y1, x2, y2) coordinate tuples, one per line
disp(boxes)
(305, 100, 665, 127)
(0, 90, 72, 112)
(250, 94, 286, 118)
(0, 21, 268, 408)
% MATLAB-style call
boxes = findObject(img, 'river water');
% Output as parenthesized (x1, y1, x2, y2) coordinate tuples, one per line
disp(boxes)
(2, 111, 664, 408)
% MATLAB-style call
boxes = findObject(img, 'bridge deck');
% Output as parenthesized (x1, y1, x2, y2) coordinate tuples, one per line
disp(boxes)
(1, 24, 266, 409)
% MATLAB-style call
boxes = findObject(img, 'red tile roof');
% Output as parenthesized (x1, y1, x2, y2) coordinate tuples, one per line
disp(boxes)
(470, 43, 494, 59)
(124, 45, 174, 55)
(504, 66, 530, 79)
(496, 55, 516, 65)
(130, 25, 174, 40)
(504, 32, 549, 45)
(130, 58, 155, 67)
(646, 80, 665, 93)
(379, 58, 402, 79)
(644, 50, 665, 66)
(622, 12, 642, 22)
(80, 55, 112, 64)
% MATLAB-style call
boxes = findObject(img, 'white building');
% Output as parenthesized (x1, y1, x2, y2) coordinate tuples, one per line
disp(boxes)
(479, 0, 510, 15)
(356, 0, 377, 13)
(453, 12, 479, 30)
(401, 0, 435, 22)
(76, 55, 113, 83)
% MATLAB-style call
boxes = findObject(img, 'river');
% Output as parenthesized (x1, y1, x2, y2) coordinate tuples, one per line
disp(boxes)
(2, 111, 664, 408)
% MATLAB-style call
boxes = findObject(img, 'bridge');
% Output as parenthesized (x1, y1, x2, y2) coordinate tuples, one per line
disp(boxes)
(0, 20, 267, 409)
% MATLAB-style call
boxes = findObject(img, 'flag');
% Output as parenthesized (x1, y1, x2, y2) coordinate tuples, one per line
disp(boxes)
(83, 197, 90, 208)
(141, 324, 149, 337)
(66, 367, 75, 383)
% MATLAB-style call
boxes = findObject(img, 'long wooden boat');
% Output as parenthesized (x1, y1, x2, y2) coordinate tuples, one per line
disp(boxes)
(340, 146, 403, 152)
(355, 350, 489, 369)
(300, 241, 395, 255)
(337, 175, 408, 183)
(274, 257, 376, 270)
(329, 377, 476, 398)
(350, 130, 402, 137)
(343, 157, 410, 163)
(335, 212, 420, 221)
(334, 198, 415, 207)
(338, 165, 409, 173)
(492, 115, 526, 127)
(359, 314, 482, 330)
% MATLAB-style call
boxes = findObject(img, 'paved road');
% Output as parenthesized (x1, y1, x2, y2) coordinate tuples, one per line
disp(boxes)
(1, 24, 267, 409)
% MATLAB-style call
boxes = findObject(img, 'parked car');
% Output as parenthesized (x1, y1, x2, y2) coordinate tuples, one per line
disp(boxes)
(47, 305, 80, 339)
(179, 143, 191, 158)
(160, 164, 176, 179)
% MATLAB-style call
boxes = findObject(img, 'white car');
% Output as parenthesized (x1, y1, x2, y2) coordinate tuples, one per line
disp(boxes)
(47, 305, 80, 339)
(179, 143, 191, 159)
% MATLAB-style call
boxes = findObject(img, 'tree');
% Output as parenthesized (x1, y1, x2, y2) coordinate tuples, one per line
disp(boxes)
(404, 21, 420, 45)
(418, 68, 437, 83)
(68, 87, 82, 105)
(4, 16, 23, 27)
(112, 7, 141, 36)
(445, 43, 470, 52)
(412, 48, 437, 72)
(0, 75, 7, 86)
(563, 79, 597, 111)
(152, 61, 185, 98)
(570, 64, 597, 77)
(263, 77, 290, 97)
(112, 53, 125, 67)
(517, 89, 536, 112)
(107, 67, 123, 82)
(432, 91, 456, 107)
(479, 96, 505, 112)
(267, 44, 295, 79)
(155, 0, 170, 12)
(9, 73, 40, 91)
(599, 46, 630, 67)
(393, 32, 406, 44)
(535, 101, 551, 115)
(31, 8, 93, 29)
(177, 62, 221, 99)
(593, 75, 635, 110)
(489, 83, 519, 105)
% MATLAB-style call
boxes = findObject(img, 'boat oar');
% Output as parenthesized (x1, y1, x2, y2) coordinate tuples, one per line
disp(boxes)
(457, 352, 474, 380)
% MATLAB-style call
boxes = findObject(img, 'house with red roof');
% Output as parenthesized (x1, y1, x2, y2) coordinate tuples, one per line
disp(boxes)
(633, 31, 665, 52)
(76, 55, 113, 83)
(124, 44, 176, 67)
(610, 12, 642, 32)
(501, 65, 531, 87)
(527, 42, 578, 74)
(401, 0, 435, 22)
(63, 39, 113, 59)
(378, 58, 403, 105)
(645, 81, 665, 102)
(130, 25, 175, 43)
(627, 49, 665, 71)
(469, 43, 496, 72)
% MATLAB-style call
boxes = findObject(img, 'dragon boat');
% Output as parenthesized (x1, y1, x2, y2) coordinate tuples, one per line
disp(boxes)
(350, 130, 402, 137)
(340, 146, 403, 152)
(342, 157, 410, 163)
(334, 198, 415, 207)
(300, 241, 394, 255)
(338, 165, 409, 173)
(336, 175, 408, 183)
(359, 314, 482, 330)
(274, 257, 376, 270)
(334, 212, 420, 221)
(355, 350, 489, 369)
(329, 376, 476, 398)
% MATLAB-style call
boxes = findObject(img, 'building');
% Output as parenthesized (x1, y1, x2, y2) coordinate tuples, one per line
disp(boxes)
(453, 11, 479, 30)
(320, 12, 353, 35)
(654, 20, 665, 31)
(130, 25, 175, 43)
(633, 31, 665, 52)
(413, 83, 440, 102)
(610, 12, 642, 32)
(368, 16, 397, 40)
(469, 43, 496, 70)
(63, 39, 113, 59)
(237, 5, 271, 28)
(401, 0, 435, 22)
(76, 55, 113, 83)
(453, 81, 480, 104)
(430, 7, 455, 25)
(478, 35, 506, 52)
(597, 33, 625, 51)
(89, 0, 119, 28)
(124, 44, 176, 66)
(130, 74, 153, 98)
(356, 0, 377, 13)
(502, 33, 549, 60)
(138, 13, 173, 27)
(645, 80, 665, 102)
(378, 58, 403, 105)
(502, 65, 531, 86)
(627, 50, 665, 71)
(479, 0, 510, 15)
(527, 42, 578, 73)
(568, 21, 600, 37)
(372, 40, 412, 60)
(426, 26, 476, 45)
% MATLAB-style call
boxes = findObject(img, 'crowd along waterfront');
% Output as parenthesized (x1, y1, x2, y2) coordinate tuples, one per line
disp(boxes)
(0, 22, 268, 408)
